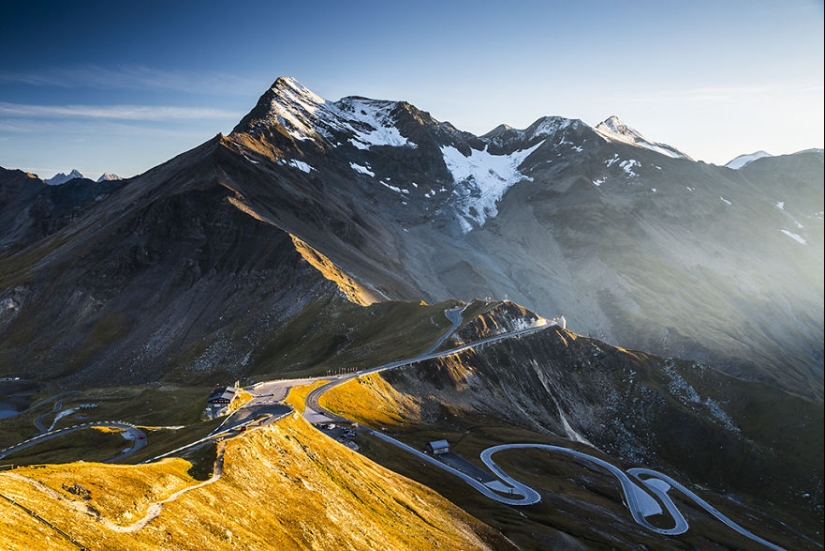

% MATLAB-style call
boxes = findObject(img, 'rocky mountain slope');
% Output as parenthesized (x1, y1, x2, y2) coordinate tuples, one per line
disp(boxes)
(1, 77, 822, 402)
(222, 77, 824, 397)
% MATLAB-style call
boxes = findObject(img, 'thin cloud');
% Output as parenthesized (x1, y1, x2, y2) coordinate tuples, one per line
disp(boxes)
(0, 64, 260, 96)
(0, 102, 243, 121)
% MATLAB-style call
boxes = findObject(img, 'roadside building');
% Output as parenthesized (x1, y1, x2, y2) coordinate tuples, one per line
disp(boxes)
(205, 385, 237, 419)
(427, 440, 450, 455)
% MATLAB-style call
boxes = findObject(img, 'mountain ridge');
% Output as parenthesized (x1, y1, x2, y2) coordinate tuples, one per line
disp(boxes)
(219, 78, 823, 397)
(1, 78, 822, 400)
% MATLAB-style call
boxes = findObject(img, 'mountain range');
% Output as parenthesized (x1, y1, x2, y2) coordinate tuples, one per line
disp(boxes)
(0, 77, 822, 549)
(7, 77, 821, 396)
(44, 169, 122, 185)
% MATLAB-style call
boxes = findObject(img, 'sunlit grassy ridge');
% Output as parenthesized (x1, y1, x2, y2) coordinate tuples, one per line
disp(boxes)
(0, 383, 509, 550)
(320, 373, 422, 427)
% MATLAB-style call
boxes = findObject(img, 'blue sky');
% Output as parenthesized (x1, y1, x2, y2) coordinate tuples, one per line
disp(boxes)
(1, 0, 822, 179)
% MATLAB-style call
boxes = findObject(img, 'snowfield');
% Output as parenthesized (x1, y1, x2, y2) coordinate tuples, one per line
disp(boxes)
(441, 141, 544, 232)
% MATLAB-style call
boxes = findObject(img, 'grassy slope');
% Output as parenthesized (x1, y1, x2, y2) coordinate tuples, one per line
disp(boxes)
(0, 384, 511, 551)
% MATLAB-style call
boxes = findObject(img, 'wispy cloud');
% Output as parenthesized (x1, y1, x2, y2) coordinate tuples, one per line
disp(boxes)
(0, 64, 261, 96)
(0, 102, 243, 121)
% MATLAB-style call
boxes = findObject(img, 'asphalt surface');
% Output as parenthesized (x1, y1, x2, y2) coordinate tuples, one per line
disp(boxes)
(0, 421, 146, 462)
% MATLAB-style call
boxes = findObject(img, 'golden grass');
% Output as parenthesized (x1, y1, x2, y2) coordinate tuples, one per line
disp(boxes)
(9, 458, 195, 525)
(319, 374, 422, 427)
(291, 234, 379, 306)
(227, 388, 254, 415)
(92, 425, 125, 434)
(283, 379, 328, 414)
(0, 381, 507, 550)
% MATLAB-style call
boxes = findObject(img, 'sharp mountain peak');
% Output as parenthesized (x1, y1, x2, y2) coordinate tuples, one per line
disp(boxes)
(235, 77, 693, 162)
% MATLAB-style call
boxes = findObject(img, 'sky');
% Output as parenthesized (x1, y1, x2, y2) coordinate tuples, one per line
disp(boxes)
(0, 0, 822, 180)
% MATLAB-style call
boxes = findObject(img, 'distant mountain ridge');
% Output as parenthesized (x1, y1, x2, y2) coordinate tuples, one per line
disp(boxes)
(725, 150, 772, 169)
(45, 168, 85, 185)
(43, 169, 123, 185)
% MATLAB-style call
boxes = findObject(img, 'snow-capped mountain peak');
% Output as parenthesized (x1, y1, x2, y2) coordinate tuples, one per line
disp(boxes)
(97, 173, 122, 182)
(594, 116, 690, 160)
(45, 169, 85, 186)
(241, 77, 415, 150)
(264, 77, 329, 141)
(724, 151, 771, 169)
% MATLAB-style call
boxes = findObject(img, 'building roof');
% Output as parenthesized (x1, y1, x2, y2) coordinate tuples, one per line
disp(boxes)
(428, 439, 449, 450)
(208, 388, 236, 403)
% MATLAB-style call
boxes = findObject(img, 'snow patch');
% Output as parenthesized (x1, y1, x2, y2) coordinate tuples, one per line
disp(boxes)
(720, 197, 732, 206)
(724, 150, 771, 169)
(380, 181, 407, 194)
(776, 201, 785, 210)
(442, 141, 544, 232)
(592, 178, 604, 187)
(336, 97, 415, 149)
(280, 159, 313, 173)
(779, 229, 806, 244)
(619, 159, 640, 177)
(350, 162, 374, 177)
(595, 116, 689, 159)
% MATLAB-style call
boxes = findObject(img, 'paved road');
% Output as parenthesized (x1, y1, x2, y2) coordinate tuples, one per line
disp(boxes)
(366, 428, 541, 506)
(481, 444, 682, 534)
(303, 306, 555, 423)
(0, 421, 146, 462)
(628, 468, 785, 550)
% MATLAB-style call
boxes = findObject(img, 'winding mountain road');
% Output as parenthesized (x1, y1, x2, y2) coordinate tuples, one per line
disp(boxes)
(303, 307, 786, 550)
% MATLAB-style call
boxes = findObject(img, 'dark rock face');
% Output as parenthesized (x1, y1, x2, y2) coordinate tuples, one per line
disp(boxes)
(0, 168, 125, 254)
